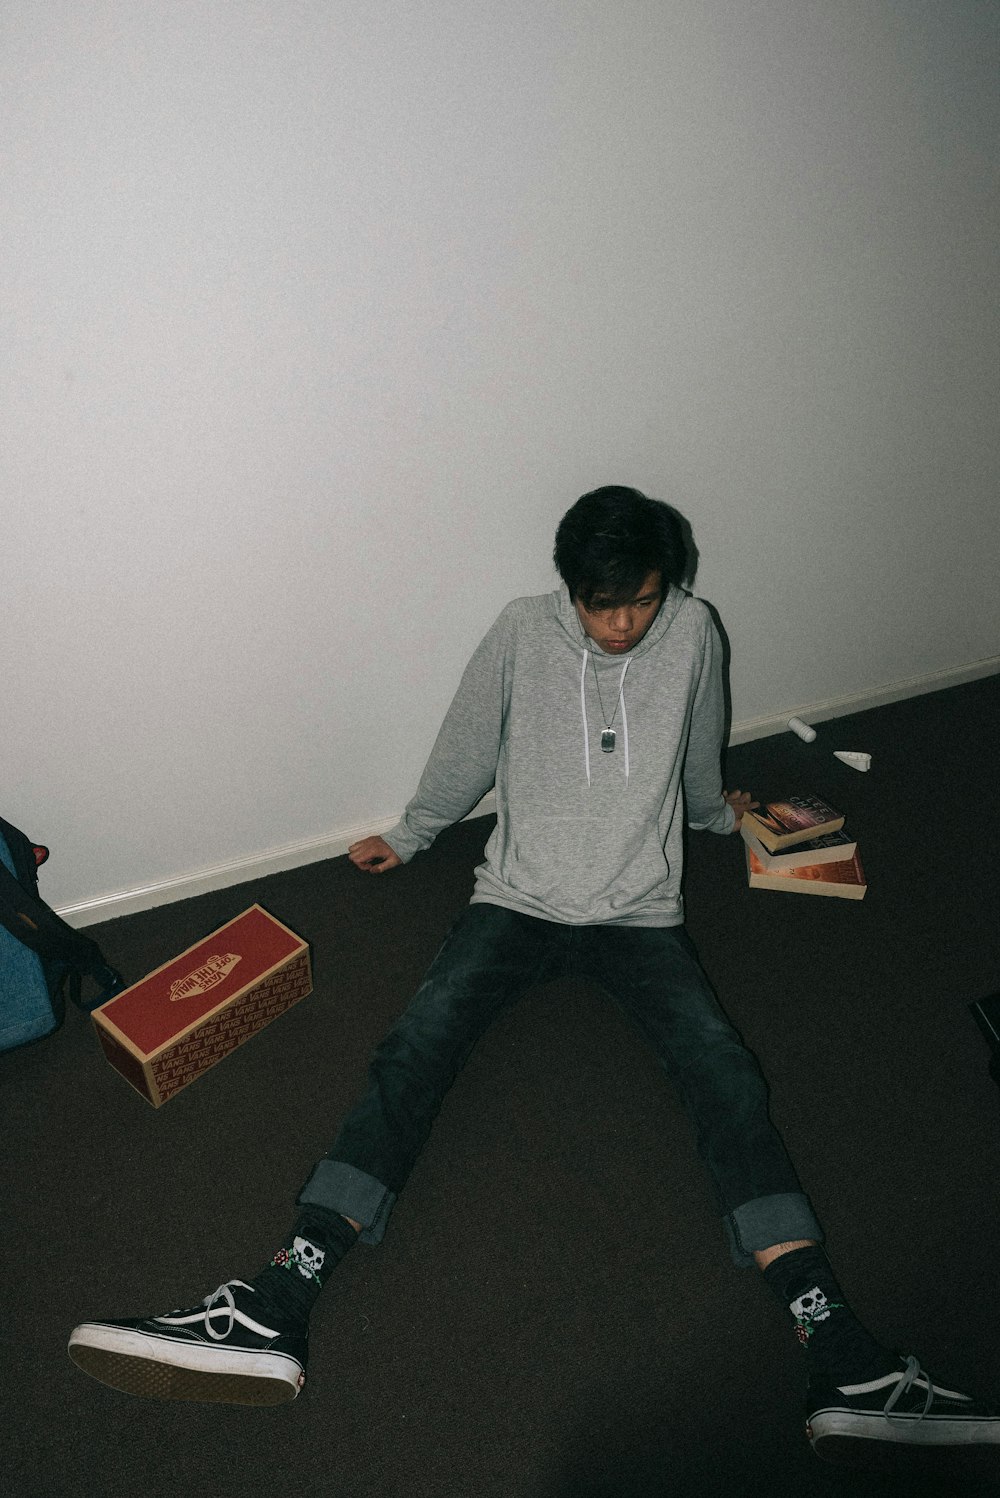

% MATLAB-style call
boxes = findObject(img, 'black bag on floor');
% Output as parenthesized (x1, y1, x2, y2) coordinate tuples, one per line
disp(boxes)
(0, 816, 126, 1053)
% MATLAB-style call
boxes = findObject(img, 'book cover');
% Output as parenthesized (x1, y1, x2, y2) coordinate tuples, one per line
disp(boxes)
(740, 795, 845, 852)
(745, 844, 867, 900)
(739, 824, 858, 871)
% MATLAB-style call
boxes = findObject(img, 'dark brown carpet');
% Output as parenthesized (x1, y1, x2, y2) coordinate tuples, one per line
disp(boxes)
(4, 674, 1000, 1497)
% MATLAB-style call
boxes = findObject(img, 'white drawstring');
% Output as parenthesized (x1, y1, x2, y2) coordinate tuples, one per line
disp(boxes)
(580, 650, 591, 786)
(620, 669, 630, 784)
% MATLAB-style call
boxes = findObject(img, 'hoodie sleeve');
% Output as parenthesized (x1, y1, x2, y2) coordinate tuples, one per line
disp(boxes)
(382, 609, 513, 861)
(683, 612, 735, 835)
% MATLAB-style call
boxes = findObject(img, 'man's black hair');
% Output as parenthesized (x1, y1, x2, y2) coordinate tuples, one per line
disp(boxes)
(553, 485, 687, 607)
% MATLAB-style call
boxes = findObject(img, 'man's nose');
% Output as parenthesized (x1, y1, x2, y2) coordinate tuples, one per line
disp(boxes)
(609, 607, 633, 633)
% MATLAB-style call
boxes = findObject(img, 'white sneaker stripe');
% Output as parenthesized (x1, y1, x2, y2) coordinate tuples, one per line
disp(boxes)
(837, 1373, 903, 1396)
(154, 1306, 280, 1339)
(838, 1371, 973, 1401)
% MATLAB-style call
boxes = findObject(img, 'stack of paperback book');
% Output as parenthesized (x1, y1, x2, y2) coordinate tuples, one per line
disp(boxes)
(739, 796, 866, 900)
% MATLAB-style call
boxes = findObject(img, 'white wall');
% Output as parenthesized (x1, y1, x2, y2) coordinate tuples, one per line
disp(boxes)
(4, 1, 998, 919)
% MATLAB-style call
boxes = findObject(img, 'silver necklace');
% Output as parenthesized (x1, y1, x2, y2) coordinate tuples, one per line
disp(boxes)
(588, 650, 626, 752)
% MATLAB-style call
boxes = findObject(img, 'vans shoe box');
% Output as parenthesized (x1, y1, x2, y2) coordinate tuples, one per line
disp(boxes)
(92, 904, 312, 1107)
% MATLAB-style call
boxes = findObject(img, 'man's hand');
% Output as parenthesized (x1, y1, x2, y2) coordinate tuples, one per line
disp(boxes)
(348, 835, 403, 874)
(723, 788, 759, 831)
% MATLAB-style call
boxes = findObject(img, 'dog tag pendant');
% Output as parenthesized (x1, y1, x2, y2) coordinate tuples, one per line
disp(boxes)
(601, 729, 616, 753)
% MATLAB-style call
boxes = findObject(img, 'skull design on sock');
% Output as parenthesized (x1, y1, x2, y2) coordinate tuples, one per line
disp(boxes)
(790, 1288, 831, 1323)
(789, 1285, 844, 1345)
(291, 1236, 326, 1281)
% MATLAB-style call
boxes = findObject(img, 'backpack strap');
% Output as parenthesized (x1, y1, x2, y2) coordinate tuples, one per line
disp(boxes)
(0, 816, 44, 892)
(0, 820, 126, 1011)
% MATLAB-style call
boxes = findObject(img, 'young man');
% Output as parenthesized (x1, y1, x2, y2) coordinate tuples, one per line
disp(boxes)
(69, 487, 998, 1459)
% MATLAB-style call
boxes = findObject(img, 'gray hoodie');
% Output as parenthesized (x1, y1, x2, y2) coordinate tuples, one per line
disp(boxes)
(384, 583, 734, 926)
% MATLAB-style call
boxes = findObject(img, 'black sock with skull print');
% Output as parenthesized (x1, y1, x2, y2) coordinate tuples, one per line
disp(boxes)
(250, 1208, 359, 1322)
(762, 1245, 898, 1389)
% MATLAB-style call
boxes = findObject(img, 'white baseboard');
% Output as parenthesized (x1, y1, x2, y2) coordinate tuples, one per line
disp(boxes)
(726, 654, 999, 744)
(59, 655, 998, 929)
(57, 815, 413, 929)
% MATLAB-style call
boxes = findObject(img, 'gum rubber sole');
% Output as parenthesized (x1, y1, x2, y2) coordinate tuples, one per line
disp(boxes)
(809, 1410, 1000, 1450)
(68, 1343, 300, 1406)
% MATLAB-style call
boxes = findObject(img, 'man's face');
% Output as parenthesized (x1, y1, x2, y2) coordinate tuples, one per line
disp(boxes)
(574, 569, 664, 655)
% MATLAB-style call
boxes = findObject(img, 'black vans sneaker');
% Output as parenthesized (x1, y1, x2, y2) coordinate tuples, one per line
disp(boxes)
(68, 1280, 307, 1406)
(808, 1356, 1000, 1459)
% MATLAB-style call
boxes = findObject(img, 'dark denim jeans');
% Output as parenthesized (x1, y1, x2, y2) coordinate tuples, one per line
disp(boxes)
(298, 902, 822, 1264)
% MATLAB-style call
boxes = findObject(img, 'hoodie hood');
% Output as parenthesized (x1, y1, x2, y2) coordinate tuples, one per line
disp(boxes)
(554, 581, 687, 659)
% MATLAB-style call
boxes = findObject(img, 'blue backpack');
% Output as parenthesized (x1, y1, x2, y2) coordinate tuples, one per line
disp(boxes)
(0, 816, 126, 1053)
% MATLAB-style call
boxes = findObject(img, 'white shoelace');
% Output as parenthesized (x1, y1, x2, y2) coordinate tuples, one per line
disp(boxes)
(883, 1357, 935, 1423)
(201, 1282, 240, 1341)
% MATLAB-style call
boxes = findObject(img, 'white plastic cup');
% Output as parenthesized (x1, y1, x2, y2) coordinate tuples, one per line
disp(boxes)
(787, 716, 817, 743)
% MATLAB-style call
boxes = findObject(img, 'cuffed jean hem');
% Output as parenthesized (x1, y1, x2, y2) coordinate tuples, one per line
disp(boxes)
(724, 1191, 824, 1267)
(297, 1159, 396, 1245)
